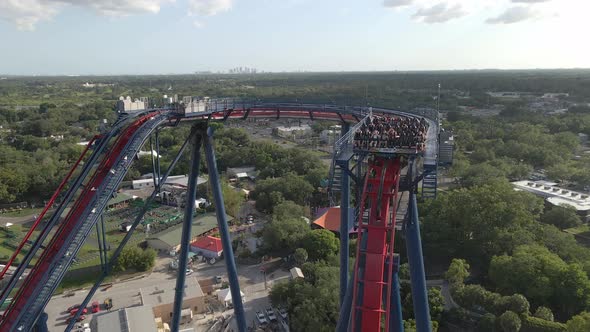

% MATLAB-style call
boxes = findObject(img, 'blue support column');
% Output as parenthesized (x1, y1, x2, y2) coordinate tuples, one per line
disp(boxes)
(204, 127, 247, 332)
(101, 214, 109, 274)
(405, 183, 431, 332)
(171, 129, 203, 332)
(150, 135, 157, 188)
(339, 122, 351, 306)
(33, 312, 48, 332)
(96, 217, 105, 272)
(390, 254, 404, 332)
(336, 274, 354, 332)
(156, 128, 162, 191)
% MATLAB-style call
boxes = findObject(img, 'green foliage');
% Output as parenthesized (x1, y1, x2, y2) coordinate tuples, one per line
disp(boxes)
(566, 312, 590, 332)
(534, 306, 555, 321)
(421, 181, 544, 261)
(254, 173, 314, 213)
(489, 245, 590, 318)
(302, 229, 339, 262)
(540, 205, 582, 230)
(499, 311, 521, 332)
(113, 246, 156, 272)
(272, 200, 306, 222)
(293, 248, 308, 266)
(262, 217, 310, 255)
(444, 258, 470, 285)
(478, 313, 497, 332)
(428, 288, 445, 321)
(521, 315, 565, 332)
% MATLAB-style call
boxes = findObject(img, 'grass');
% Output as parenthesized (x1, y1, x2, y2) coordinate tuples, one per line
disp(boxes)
(0, 208, 45, 218)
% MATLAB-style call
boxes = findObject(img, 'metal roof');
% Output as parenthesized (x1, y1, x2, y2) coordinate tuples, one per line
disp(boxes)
(147, 213, 232, 247)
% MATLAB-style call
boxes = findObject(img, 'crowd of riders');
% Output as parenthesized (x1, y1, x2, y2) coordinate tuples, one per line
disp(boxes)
(353, 115, 428, 150)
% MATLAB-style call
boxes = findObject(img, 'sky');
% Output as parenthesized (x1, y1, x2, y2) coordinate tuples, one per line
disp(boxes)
(0, 0, 588, 75)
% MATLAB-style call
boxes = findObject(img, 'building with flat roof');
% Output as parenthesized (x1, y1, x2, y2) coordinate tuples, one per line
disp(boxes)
(512, 180, 590, 221)
(275, 124, 312, 139)
(94, 305, 158, 332)
(146, 213, 231, 252)
(141, 276, 205, 324)
(132, 175, 207, 190)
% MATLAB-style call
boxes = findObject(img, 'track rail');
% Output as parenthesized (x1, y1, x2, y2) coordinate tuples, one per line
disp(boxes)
(351, 157, 401, 332)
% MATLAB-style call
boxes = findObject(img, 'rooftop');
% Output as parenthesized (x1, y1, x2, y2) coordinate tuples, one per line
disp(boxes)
(147, 213, 231, 247)
(312, 207, 354, 234)
(191, 236, 223, 252)
(95, 305, 157, 332)
(512, 180, 590, 211)
(141, 276, 204, 308)
(107, 192, 135, 207)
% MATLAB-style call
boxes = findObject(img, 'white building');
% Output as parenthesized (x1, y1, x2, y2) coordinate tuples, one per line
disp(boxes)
(275, 125, 312, 139)
(512, 180, 590, 221)
(116, 96, 148, 112)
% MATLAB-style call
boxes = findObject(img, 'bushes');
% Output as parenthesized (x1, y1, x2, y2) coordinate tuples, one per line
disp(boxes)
(520, 315, 566, 332)
(114, 246, 156, 272)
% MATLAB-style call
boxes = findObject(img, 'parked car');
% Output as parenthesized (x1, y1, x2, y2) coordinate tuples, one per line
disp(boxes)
(66, 315, 85, 323)
(247, 214, 254, 224)
(70, 307, 88, 316)
(66, 304, 80, 312)
(185, 268, 193, 276)
(256, 311, 267, 325)
(91, 301, 100, 313)
(104, 298, 113, 310)
(266, 307, 277, 322)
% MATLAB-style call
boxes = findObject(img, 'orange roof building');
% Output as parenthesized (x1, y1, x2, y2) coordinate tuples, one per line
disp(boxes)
(190, 236, 223, 258)
(312, 207, 354, 235)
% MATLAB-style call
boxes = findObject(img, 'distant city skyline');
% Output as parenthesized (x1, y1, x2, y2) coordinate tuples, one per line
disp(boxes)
(0, 0, 588, 75)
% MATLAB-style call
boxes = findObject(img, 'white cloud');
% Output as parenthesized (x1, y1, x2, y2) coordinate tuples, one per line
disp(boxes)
(188, 0, 232, 16)
(0, 0, 61, 31)
(486, 6, 539, 24)
(511, 0, 550, 3)
(412, 2, 467, 23)
(0, 0, 234, 30)
(57, 0, 172, 16)
(383, 0, 414, 8)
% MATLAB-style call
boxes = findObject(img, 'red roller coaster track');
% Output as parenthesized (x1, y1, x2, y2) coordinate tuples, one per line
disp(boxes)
(0, 113, 157, 328)
(351, 156, 401, 332)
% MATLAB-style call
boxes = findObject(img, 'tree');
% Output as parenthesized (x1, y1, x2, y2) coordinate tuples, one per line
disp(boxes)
(444, 258, 470, 285)
(428, 288, 445, 321)
(534, 306, 554, 321)
(541, 205, 581, 230)
(566, 312, 590, 332)
(499, 311, 521, 332)
(499, 294, 530, 316)
(302, 229, 339, 261)
(273, 201, 306, 222)
(478, 313, 497, 332)
(254, 173, 314, 213)
(262, 217, 310, 255)
(294, 248, 308, 266)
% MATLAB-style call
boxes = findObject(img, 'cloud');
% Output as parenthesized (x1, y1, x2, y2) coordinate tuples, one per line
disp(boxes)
(383, 0, 414, 8)
(188, 0, 233, 16)
(57, 0, 172, 16)
(511, 0, 550, 3)
(486, 6, 539, 24)
(0, 0, 234, 30)
(412, 2, 467, 23)
(0, 0, 61, 31)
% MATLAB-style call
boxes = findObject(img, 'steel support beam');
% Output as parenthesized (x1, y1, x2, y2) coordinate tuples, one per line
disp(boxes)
(171, 128, 204, 332)
(33, 312, 48, 332)
(390, 254, 404, 332)
(156, 128, 162, 191)
(64, 129, 195, 332)
(204, 127, 247, 332)
(405, 159, 431, 332)
(336, 274, 354, 332)
(150, 135, 157, 188)
(339, 123, 351, 306)
(96, 216, 105, 273)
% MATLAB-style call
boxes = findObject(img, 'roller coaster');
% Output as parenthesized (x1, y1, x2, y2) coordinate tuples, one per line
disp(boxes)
(0, 99, 439, 332)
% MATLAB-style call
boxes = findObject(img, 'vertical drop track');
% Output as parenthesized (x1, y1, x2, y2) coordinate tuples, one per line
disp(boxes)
(351, 156, 402, 332)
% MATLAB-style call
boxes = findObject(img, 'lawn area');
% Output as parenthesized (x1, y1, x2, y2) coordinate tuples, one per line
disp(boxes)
(1, 207, 45, 218)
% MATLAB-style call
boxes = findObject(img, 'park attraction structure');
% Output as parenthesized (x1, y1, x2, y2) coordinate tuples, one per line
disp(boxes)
(0, 99, 439, 332)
